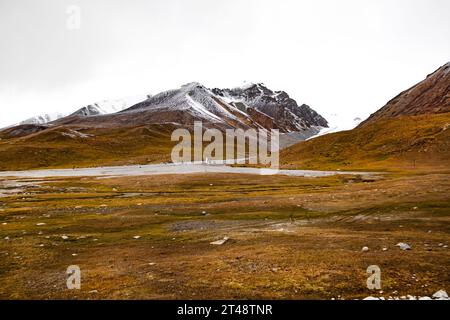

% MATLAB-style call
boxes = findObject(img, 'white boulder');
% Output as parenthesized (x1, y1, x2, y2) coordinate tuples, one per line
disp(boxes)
(396, 242, 411, 250)
(432, 290, 449, 299)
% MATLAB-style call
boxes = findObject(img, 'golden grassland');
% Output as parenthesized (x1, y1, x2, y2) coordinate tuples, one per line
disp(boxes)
(0, 125, 176, 171)
(0, 172, 449, 299)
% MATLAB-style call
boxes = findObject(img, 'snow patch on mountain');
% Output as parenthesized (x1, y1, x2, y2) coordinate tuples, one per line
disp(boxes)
(61, 129, 94, 139)
(72, 95, 148, 117)
(185, 94, 223, 122)
(19, 112, 66, 125)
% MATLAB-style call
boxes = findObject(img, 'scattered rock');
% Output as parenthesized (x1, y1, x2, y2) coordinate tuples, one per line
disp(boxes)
(382, 247, 388, 251)
(133, 236, 141, 239)
(4, 236, 10, 240)
(361, 246, 369, 252)
(89, 290, 98, 294)
(396, 242, 411, 250)
(61, 235, 69, 240)
(36, 223, 46, 226)
(363, 296, 379, 300)
(432, 290, 448, 299)
(378, 290, 449, 301)
(210, 237, 229, 245)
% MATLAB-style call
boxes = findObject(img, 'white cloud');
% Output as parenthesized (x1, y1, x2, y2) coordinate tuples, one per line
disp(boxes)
(0, 0, 449, 128)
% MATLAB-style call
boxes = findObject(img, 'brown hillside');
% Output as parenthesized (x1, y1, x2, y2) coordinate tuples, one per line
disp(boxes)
(360, 62, 450, 126)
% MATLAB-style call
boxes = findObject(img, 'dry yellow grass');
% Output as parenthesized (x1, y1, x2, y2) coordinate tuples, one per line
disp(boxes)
(0, 124, 176, 171)
(0, 172, 449, 299)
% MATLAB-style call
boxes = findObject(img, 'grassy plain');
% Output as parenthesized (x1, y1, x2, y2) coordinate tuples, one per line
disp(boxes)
(0, 171, 449, 299)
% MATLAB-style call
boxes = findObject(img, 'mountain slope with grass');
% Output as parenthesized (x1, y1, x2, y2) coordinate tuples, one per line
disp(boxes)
(0, 124, 177, 171)
(361, 62, 450, 126)
(281, 63, 450, 172)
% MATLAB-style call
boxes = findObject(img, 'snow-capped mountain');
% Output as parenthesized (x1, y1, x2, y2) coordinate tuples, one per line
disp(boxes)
(212, 83, 328, 131)
(10, 95, 149, 128)
(124, 82, 328, 134)
(125, 83, 226, 122)
(3, 83, 328, 143)
(19, 112, 66, 125)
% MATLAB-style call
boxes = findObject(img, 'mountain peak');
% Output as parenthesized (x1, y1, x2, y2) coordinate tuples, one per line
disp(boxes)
(17, 112, 66, 126)
(181, 82, 205, 89)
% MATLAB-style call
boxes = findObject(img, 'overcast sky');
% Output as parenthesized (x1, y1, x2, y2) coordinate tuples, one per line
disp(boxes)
(0, 0, 449, 128)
